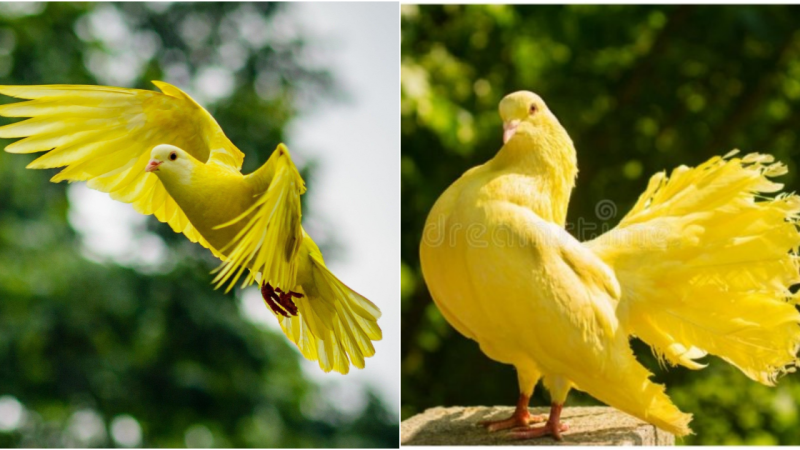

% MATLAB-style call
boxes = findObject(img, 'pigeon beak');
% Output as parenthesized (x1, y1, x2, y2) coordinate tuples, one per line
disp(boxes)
(145, 159, 162, 173)
(503, 120, 520, 144)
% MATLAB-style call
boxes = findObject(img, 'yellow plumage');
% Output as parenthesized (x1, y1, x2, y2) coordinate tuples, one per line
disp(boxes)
(420, 91, 800, 438)
(590, 151, 800, 383)
(0, 82, 381, 374)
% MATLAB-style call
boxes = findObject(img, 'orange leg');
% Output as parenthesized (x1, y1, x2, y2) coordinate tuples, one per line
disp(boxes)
(477, 394, 546, 432)
(510, 402, 569, 441)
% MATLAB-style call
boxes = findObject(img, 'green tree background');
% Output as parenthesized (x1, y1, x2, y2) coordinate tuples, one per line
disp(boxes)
(401, 4, 800, 445)
(0, 2, 396, 448)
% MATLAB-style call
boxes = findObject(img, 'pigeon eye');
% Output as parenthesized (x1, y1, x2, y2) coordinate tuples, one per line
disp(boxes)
(529, 104, 538, 114)
(169, 151, 177, 161)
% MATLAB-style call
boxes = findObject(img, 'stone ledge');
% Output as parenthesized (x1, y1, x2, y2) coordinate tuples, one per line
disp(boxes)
(401, 406, 674, 446)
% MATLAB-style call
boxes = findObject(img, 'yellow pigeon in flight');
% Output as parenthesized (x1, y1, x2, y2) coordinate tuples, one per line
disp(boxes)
(420, 91, 800, 439)
(0, 82, 381, 375)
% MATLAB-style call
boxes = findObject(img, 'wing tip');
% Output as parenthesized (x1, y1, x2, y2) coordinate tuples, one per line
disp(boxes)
(0, 85, 32, 99)
(151, 80, 191, 100)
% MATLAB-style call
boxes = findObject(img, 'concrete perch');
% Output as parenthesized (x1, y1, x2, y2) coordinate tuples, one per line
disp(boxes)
(401, 406, 675, 446)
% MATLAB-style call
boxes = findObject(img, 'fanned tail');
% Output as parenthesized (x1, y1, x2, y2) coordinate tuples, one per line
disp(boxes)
(588, 151, 800, 384)
(276, 235, 382, 374)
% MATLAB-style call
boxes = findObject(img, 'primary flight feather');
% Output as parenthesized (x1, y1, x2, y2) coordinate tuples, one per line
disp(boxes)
(0, 82, 382, 375)
(420, 91, 800, 439)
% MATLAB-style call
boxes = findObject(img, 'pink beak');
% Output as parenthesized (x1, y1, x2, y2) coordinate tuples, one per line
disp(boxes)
(503, 120, 520, 144)
(145, 160, 162, 173)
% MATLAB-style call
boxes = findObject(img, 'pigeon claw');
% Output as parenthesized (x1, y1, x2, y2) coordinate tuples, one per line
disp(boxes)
(274, 286, 303, 316)
(510, 421, 569, 441)
(478, 411, 546, 432)
(509, 403, 568, 441)
(478, 394, 545, 432)
(261, 283, 303, 317)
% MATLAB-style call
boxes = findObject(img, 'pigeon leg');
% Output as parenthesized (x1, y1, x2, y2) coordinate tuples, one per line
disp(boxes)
(510, 403, 569, 441)
(477, 394, 546, 432)
(273, 287, 303, 316)
(261, 283, 289, 317)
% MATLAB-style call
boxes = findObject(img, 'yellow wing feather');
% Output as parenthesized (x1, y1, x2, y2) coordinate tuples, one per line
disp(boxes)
(0, 83, 382, 375)
(212, 144, 306, 292)
(0, 82, 241, 256)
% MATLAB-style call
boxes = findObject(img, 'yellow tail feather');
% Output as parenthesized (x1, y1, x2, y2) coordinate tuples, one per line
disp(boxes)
(570, 339, 693, 436)
(275, 236, 382, 374)
(589, 151, 800, 384)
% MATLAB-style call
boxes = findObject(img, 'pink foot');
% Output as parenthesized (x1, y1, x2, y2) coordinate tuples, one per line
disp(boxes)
(478, 412, 546, 432)
(510, 421, 569, 441)
(477, 394, 546, 432)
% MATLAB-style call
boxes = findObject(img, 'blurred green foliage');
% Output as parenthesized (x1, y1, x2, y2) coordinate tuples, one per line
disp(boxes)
(401, 4, 800, 445)
(0, 2, 396, 448)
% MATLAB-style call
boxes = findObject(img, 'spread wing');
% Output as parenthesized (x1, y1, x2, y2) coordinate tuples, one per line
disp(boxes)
(0, 81, 244, 252)
(212, 144, 306, 292)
